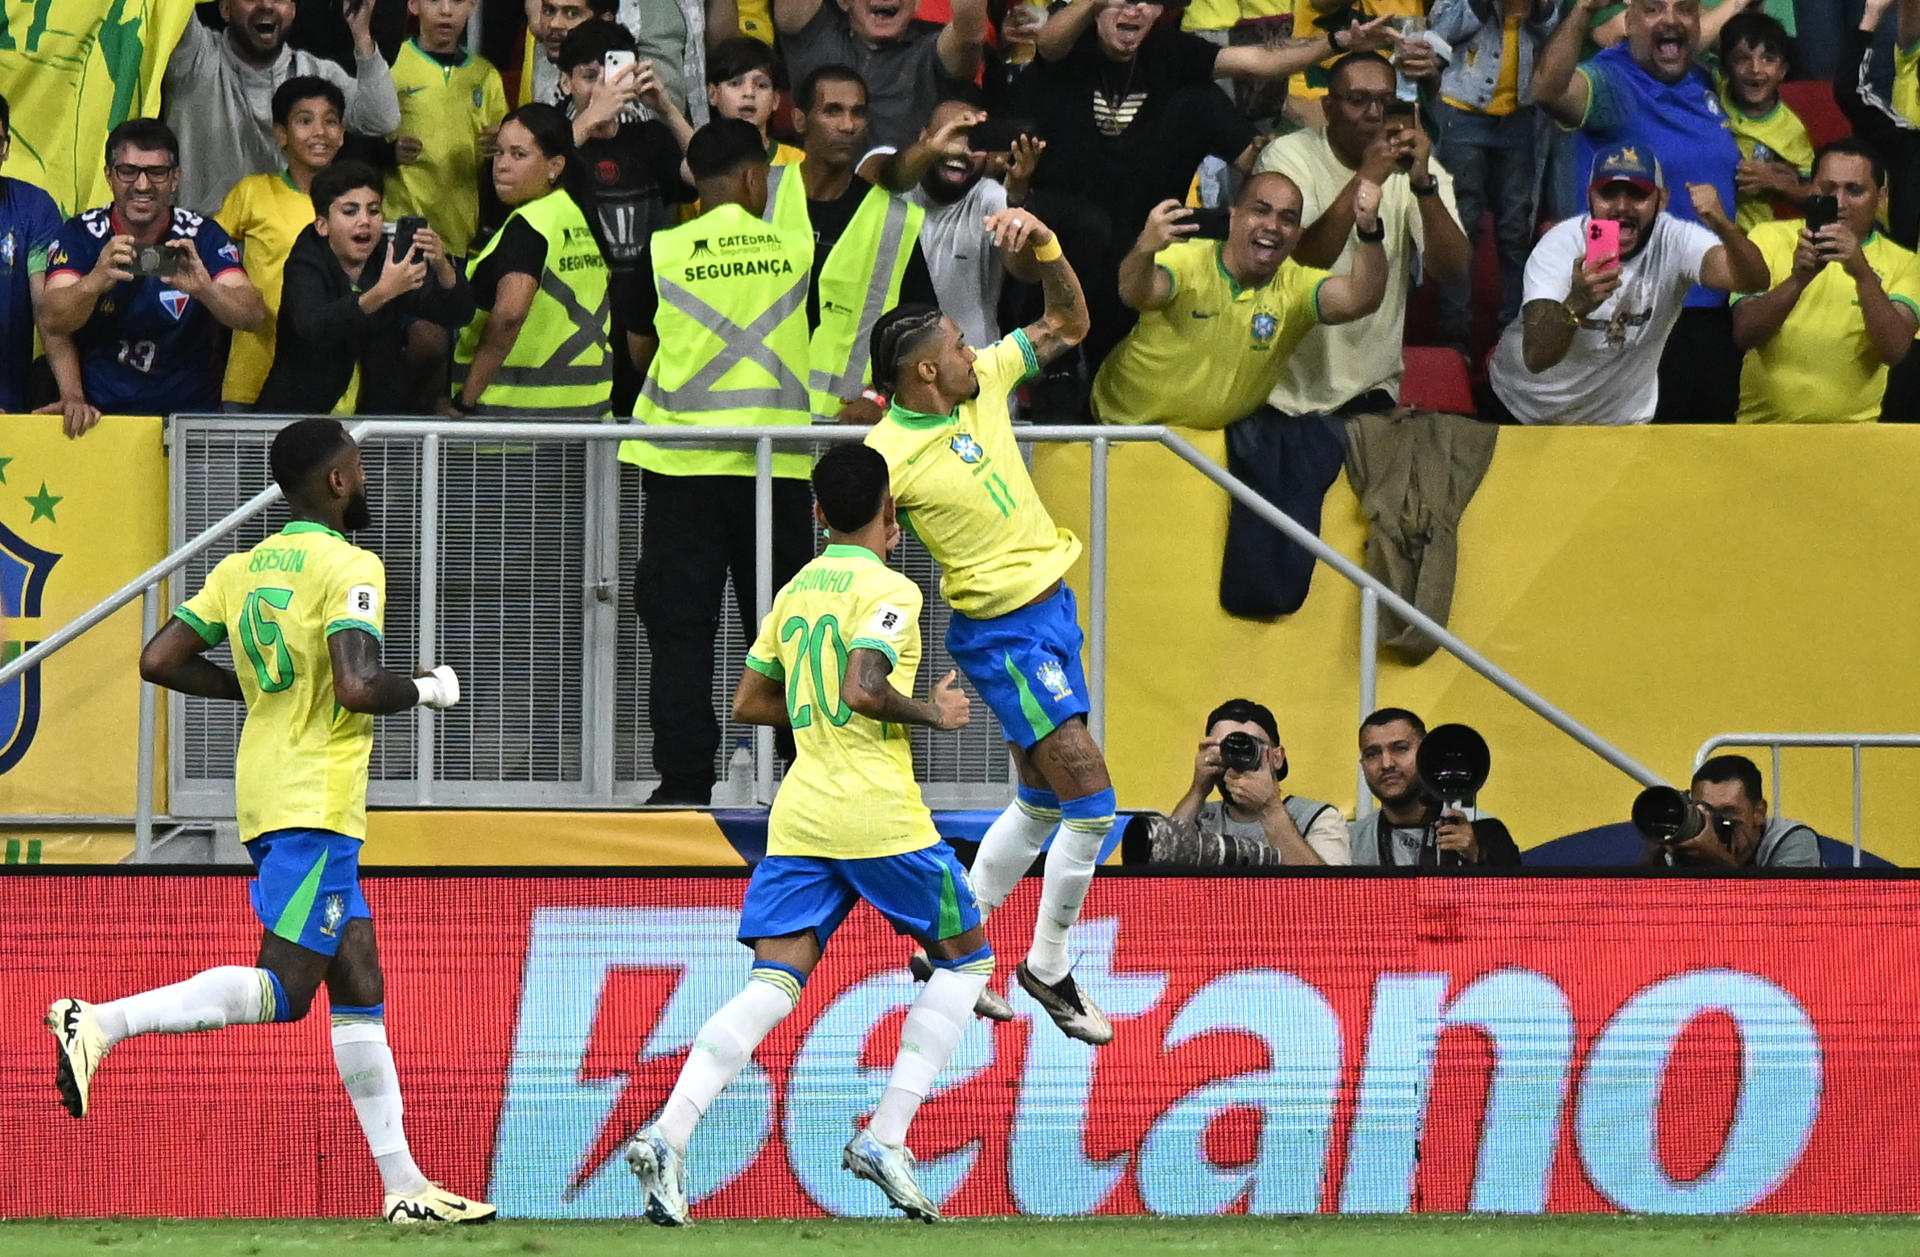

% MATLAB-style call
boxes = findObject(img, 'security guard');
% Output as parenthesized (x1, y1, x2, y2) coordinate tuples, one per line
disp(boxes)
(451, 104, 612, 418)
(621, 119, 815, 805)
(768, 65, 938, 422)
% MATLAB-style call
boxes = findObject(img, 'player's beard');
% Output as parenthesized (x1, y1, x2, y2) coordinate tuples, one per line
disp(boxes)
(342, 489, 373, 533)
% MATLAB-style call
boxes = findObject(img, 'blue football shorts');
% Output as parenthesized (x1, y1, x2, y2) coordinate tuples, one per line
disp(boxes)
(944, 581, 1090, 750)
(246, 827, 372, 957)
(737, 844, 984, 949)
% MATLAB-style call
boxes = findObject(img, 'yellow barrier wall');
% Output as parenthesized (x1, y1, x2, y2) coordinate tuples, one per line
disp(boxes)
(1033, 425, 1920, 864)
(0, 416, 169, 818)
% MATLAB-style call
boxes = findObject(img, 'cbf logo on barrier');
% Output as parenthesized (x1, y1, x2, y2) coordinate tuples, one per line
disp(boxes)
(488, 910, 1825, 1218)
(0, 504, 62, 775)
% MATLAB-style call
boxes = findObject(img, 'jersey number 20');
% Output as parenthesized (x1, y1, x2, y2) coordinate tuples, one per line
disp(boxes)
(239, 588, 296, 693)
(779, 614, 852, 729)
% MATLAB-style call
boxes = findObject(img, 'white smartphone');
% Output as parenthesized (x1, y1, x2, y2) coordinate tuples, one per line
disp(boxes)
(603, 49, 636, 79)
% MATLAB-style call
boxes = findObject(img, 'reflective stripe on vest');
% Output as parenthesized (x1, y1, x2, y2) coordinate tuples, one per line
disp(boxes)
(766, 167, 923, 419)
(454, 190, 611, 418)
(622, 202, 813, 477)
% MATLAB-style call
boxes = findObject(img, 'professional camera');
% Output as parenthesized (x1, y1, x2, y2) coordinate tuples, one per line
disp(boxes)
(1218, 730, 1266, 774)
(1416, 723, 1490, 810)
(1631, 786, 1738, 846)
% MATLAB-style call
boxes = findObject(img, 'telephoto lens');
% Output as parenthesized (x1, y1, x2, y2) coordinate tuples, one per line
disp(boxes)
(1631, 786, 1708, 845)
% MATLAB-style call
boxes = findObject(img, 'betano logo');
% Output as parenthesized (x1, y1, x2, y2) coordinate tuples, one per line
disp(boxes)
(487, 909, 1822, 1219)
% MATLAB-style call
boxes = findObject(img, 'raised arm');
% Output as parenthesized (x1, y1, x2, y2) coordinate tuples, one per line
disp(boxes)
(1532, 0, 1602, 126)
(869, 109, 984, 193)
(139, 619, 242, 701)
(1730, 232, 1808, 350)
(1117, 200, 1197, 312)
(1313, 178, 1388, 322)
(774, 0, 824, 36)
(937, 0, 991, 82)
(1214, 17, 1395, 79)
(1036, 0, 1105, 62)
(990, 208, 1089, 364)
(841, 653, 971, 730)
(1690, 183, 1770, 294)
(340, 0, 403, 137)
(1521, 255, 1621, 372)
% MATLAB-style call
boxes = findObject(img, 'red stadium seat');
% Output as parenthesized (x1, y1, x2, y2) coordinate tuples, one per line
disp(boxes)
(1779, 79, 1852, 148)
(1399, 345, 1476, 415)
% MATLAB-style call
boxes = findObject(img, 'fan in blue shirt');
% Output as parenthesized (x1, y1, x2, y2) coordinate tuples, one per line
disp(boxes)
(0, 95, 63, 415)
(39, 119, 263, 430)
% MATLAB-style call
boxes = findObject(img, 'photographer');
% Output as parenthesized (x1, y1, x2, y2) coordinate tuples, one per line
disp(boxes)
(1349, 708, 1521, 867)
(1150, 700, 1349, 867)
(1645, 755, 1823, 869)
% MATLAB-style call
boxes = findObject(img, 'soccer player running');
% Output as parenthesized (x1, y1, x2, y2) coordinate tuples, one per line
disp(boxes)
(43, 418, 493, 1226)
(625, 444, 990, 1225)
(862, 209, 1114, 1044)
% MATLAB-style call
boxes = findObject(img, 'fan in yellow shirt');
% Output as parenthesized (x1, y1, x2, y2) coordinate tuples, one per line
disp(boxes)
(1716, 13, 1814, 232)
(43, 418, 491, 1228)
(1733, 141, 1920, 423)
(216, 78, 345, 406)
(387, 0, 508, 257)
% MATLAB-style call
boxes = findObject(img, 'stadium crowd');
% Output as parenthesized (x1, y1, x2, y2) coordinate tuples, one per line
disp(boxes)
(0, 0, 1912, 825)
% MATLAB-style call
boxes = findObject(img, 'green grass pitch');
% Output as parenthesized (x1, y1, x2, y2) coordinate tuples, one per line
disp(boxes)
(6, 1216, 1920, 1256)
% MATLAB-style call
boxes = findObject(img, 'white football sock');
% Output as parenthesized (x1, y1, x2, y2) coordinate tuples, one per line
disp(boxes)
(94, 966, 274, 1045)
(969, 793, 1060, 914)
(1025, 825, 1107, 985)
(868, 966, 989, 1146)
(655, 977, 795, 1152)
(332, 1019, 431, 1196)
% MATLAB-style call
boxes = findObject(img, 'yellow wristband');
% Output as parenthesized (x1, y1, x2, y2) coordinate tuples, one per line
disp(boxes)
(1031, 236, 1063, 263)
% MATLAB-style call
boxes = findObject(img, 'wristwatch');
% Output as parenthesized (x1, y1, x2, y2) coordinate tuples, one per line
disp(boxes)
(1355, 220, 1386, 244)
(1409, 175, 1440, 197)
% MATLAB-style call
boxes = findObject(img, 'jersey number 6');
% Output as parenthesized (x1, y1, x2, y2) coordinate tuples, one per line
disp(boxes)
(239, 588, 296, 693)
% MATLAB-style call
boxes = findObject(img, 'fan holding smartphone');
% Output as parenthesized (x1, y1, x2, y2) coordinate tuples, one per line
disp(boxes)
(1487, 140, 1769, 426)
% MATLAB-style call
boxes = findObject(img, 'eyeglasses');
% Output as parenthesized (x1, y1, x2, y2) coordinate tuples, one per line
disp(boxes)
(1329, 91, 1395, 111)
(110, 162, 178, 185)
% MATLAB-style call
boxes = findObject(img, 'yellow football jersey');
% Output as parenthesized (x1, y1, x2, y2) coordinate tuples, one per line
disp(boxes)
(864, 330, 1081, 620)
(747, 544, 941, 859)
(216, 172, 315, 405)
(385, 40, 507, 255)
(176, 522, 387, 842)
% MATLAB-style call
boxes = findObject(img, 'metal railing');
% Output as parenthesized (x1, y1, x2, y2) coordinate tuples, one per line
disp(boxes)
(1694, 733, 1920, 867)
(1, 418, 1664, 861)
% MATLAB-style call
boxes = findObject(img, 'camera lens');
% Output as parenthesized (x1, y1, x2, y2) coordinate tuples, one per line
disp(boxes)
(1218, 731, 1263, 773)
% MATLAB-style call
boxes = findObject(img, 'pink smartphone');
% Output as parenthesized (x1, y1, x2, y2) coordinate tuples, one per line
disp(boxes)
(1584, 218, 1620, 269)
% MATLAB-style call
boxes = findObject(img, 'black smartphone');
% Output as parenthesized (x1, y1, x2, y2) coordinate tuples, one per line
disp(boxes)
(392, 215, 428, 261)
(1804, 193, 1839, 234)
(1188, 207, 1231, 240)
(967, 116, 1043, 153)
(133, 243, 180, 279)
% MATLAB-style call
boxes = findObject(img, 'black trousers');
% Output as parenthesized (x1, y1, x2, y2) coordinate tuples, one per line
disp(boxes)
(1219, 407, 1353, 618)
(634, 471, 812, 791)
(1654, 305, 1741, 423)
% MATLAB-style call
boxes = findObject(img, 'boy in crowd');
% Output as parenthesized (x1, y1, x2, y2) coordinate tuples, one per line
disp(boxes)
(708, 36, 803, 166)
(0, 93, 62, 416)
(558, 22, 695, 411)
(387, 0, 508, 260)
(1717, 11, 1814, 233)
(217, 78, 346, 409)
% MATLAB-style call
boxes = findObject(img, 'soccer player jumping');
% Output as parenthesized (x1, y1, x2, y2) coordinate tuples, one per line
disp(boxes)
(863, 208, 1115, 1045)
(44, 418, 494, 1226)
(625, 444, 990, 1225)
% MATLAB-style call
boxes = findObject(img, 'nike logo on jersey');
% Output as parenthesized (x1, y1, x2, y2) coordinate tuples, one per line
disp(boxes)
(401, 86, 425, 96)
(1191, 311, 1217, 319)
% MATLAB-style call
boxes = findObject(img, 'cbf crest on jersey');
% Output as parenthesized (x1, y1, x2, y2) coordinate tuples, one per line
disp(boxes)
(0, 517, 60, 775)
(950, 433, 984, 464)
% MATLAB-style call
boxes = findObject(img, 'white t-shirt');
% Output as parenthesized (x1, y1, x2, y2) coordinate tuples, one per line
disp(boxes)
(1489, 213, 1720, 426)
(906, 177, 1012, 352)
(1255, 128, 1461, 415)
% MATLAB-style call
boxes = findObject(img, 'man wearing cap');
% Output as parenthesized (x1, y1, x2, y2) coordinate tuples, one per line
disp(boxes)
(1531, 0, 1744, 421)
(1149, 699, 1350, 866)
(1487, 140, 1766, 425)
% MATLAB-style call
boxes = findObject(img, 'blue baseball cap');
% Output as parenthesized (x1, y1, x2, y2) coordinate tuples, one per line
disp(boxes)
(1588, 142, 1664, 193)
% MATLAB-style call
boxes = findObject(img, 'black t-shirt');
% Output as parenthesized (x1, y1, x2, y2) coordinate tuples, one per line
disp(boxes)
(1013, 28, 1252, 238)
(629, 177, 938, 340)
(802, 175, 937, 328)
(577, 119, 694, 278)
(469, 216, 547, 311)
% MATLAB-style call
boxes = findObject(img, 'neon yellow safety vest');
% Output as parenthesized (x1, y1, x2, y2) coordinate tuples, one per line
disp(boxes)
(620, 201, 814, 478)
(454, 189, 611, 418)
(765, 165, 924, 421)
